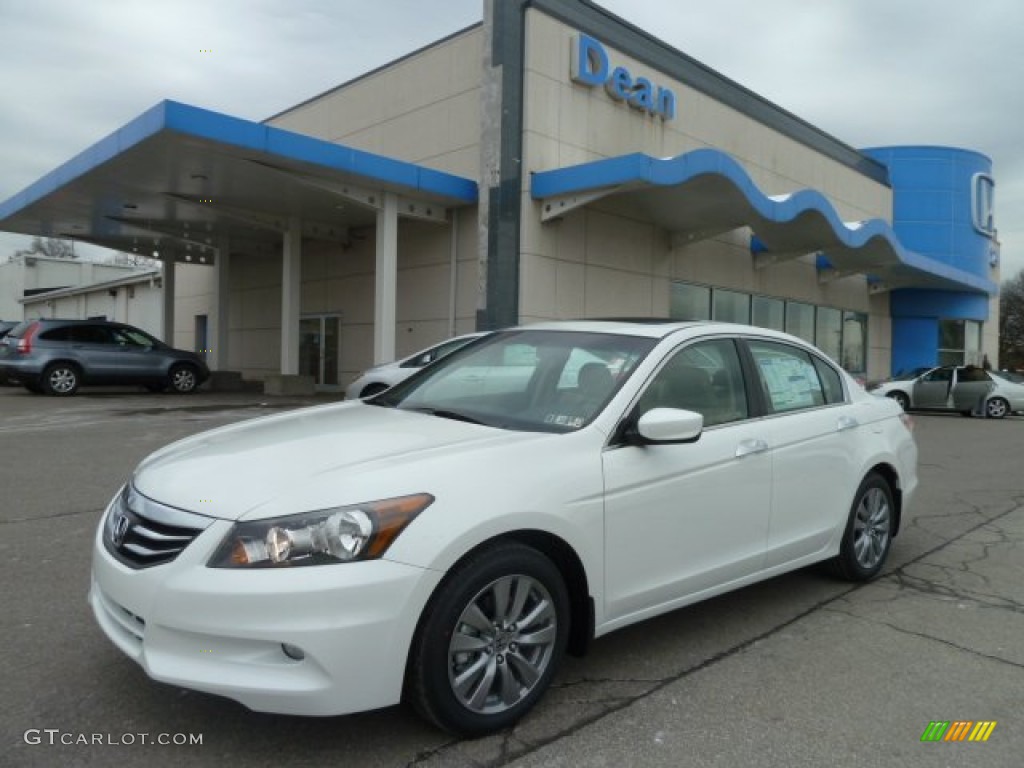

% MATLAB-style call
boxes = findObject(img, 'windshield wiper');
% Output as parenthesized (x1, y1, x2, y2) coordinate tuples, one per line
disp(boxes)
(407, 407, 485, 425)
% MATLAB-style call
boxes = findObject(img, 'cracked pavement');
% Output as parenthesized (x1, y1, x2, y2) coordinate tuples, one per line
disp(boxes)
(1, 388, 1021, 767)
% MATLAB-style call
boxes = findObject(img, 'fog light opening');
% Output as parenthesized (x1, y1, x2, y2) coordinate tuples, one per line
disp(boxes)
(281, 643, 306, 661)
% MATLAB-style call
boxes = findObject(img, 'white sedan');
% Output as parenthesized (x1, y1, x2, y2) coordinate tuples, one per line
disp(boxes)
(344, 332, 487, 399)
(870, 365, 1024, 419)
(90, 321, 918, 735)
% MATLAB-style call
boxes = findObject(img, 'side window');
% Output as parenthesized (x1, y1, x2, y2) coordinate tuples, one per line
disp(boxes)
(748, 340, 826, 413)
(39, 326, 73, 342)
(71, 325, 113, 345)
(812, 356, 846, 404)
(923, 367, 952, 383)
(637, 339, 748, 427)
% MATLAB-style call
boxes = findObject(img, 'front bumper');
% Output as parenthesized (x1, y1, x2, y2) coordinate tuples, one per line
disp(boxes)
(89, 501, 442, 716)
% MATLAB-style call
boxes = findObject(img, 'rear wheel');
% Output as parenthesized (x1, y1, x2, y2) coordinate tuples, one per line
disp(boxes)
(985, 397, 1009, 419)
(167, 364, 199, 394)
(829, 473, 894, 582)
(41, 363, 80, 396)
(407, 542, 569, 736)
(887, 391, 909, 411)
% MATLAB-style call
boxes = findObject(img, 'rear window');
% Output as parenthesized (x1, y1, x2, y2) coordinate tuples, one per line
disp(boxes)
(6, 321, 35, 339)
(40, 326, 74, 342)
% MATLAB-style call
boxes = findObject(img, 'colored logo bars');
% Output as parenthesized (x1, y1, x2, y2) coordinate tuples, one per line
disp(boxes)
(921, 721, 997, 742)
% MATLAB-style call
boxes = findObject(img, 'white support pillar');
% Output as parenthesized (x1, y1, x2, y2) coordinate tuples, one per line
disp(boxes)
(212, 239, 231, 370)
(161, 256, 176, 345)
(280, 217, 302, 375)
(374, 192, 398, 364)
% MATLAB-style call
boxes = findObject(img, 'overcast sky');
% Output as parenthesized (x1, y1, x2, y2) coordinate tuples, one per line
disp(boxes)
(1, 0, 1021, 280)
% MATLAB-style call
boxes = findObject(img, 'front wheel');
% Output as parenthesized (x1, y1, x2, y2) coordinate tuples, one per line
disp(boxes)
(167, 364, 199, 394)
(985, 397, 1009, 419)
(829, 473, 894, 582)
(407, 542, 569, 736)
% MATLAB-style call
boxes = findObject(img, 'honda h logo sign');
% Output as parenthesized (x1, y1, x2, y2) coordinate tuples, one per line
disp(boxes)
(971, 173, 996, 238)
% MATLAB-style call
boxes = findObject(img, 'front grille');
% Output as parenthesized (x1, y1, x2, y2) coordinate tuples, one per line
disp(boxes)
(104, 485, 213, 569)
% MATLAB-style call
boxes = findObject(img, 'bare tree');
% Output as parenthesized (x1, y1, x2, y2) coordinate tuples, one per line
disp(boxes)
(999, 269, 1024, 370)
(14, 236, 77, 259)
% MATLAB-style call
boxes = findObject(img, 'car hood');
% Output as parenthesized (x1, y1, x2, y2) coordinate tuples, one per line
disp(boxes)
(132, 402, 531, 521)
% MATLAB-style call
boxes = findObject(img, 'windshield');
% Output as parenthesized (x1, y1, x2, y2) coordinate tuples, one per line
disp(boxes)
(372, 330, 656, 432)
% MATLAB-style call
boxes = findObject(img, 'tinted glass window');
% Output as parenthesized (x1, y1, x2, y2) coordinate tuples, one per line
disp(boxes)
(72, 325, 113, 344)
(636, 339, 748, 427)
(922, 367, 953, 383)
(748, 340, 826, 413)
(785, 302, 815, 344)
(39, 326, 74, 342)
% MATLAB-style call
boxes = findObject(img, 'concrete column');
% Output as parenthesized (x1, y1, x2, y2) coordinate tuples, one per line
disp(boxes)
(161, 257, 176, 344)
(280, 217, 302, 375)
(374, 192, 398, 364)
(212, 240, 231, 370)
(115, 285, 128, 323)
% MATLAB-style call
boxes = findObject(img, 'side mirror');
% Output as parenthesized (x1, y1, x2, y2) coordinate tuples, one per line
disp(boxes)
(629, 407, 704, 445)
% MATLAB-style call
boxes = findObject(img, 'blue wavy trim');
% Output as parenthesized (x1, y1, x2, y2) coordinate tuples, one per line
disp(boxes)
(531, 148, 995, 295)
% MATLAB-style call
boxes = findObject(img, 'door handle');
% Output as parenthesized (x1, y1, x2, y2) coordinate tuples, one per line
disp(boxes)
(837, 415, 859, 431)
(735, 439, 768, 458)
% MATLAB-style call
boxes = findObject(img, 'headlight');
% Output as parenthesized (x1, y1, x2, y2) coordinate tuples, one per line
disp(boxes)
(208, 493, 434, 568)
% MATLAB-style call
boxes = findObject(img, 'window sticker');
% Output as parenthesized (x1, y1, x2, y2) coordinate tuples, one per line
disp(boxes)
(758, 357, 817, 410)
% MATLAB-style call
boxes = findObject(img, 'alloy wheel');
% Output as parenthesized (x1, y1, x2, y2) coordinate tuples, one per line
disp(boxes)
(447, 574, 558, 715)
(852, 486, 891, 569)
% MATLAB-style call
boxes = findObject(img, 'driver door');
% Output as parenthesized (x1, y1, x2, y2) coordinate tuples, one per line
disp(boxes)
(601, 338, 772, 626)
(912, 367, 953, 408)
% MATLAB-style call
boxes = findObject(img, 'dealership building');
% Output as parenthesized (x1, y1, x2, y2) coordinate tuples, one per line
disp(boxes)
(0, 0, 1000, 392)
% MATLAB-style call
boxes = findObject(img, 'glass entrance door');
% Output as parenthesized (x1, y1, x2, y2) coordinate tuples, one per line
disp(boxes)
(299, 315, 340, 390)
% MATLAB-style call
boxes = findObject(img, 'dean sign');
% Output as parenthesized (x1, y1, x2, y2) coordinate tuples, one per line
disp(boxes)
(571, 33, 677, 120)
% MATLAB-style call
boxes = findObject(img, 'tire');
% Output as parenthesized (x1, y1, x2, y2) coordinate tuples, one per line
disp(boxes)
(887, 391, 909, 411)
(407, 542, 570, 736)
(40, 363, 81, 396)
(360, 382, 389, 398)
(167, 364, 199, 394)
(985, 397, 1009, 420)
(829, 473, 894, 582)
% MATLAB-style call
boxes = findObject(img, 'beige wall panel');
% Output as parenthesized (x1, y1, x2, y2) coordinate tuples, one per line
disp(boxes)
(396, 264, 452, 322)
(583, 266, 653, 317)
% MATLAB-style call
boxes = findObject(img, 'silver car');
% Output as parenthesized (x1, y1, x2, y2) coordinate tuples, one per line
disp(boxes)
(870, 365, 1024, 419)
(0, 318, 209, 396)
(344, 332, 487, 399)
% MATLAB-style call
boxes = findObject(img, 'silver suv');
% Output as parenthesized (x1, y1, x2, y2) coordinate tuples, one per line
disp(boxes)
(0, 319, 209, 396)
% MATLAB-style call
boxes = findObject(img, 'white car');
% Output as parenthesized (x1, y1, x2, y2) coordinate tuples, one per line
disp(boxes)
(870, 365, 1024, 419)
(344, 332, 488, 399)
(90, 321, 918, 735)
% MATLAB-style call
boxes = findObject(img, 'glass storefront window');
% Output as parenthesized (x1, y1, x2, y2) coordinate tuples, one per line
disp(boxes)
(841, 311, 867, 374)
(670, 283, 710, 321)
(712, 289, 750, 324)
(938, 319, 966, 366)
(752, 296, 785, 331)
(785, 302, 815, 344)
(815, 307, 842, 363)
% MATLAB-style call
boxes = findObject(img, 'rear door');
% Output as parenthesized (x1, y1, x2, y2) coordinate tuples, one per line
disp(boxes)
(744, 339, 862, 567)
(951, 367, 992, 412)
(67, 324, 121, 379)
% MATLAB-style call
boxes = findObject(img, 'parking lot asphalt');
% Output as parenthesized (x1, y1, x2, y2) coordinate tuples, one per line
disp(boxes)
(1, 385, 1021, 767)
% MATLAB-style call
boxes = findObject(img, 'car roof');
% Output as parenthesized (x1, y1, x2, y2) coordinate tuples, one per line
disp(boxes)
(506, 319, 797, 342)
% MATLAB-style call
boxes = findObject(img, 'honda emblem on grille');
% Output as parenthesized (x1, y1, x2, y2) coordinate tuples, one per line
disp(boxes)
(112, 513, 130, 548)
